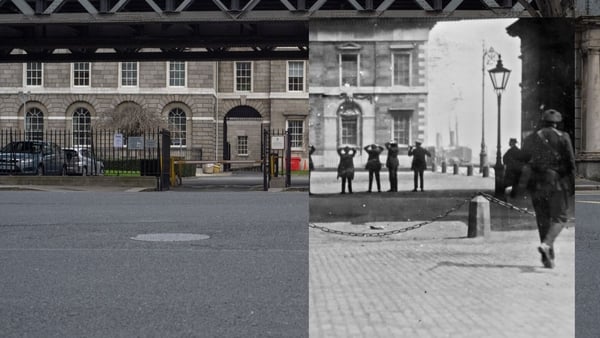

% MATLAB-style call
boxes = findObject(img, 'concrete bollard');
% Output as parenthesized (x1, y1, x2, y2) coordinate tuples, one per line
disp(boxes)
(453, 163, 459, 175)
(468, 195, 491, 238)
(467, 165, 473, 176)
(432, 163, 437, 172)
(441, 162, 447, 173)
(482, 165, 489, 178)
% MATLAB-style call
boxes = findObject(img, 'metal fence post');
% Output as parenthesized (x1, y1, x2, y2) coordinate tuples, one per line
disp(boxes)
(263, 129, 269, 191)
(286, 128, 291, 187)
(160, 129, 171, 191)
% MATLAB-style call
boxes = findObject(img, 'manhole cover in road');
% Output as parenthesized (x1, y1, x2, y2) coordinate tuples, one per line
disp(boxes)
(131, 233, 210, 242)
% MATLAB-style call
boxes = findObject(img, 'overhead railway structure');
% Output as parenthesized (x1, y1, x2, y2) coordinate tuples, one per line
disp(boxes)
(0, 0, 543, 62)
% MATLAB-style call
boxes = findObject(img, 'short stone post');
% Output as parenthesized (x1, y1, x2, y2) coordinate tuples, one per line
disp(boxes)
(482, 165, 489, 178)
(432, 163, 437, 172)
(453, 163, 459, 175)
(468, 195, 491, 238)
(467, 165, 473, 176)
(441, 162, 447, 173)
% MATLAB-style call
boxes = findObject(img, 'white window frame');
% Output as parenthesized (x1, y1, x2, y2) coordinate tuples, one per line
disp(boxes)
(286, 119, 304, 150)
(168, 108, 187, 148)
(25, 107, 44, 141)
(71, 62, 91, 87)
(72, 107, 92, 146)
(237, 135, 248, 156)
(119, 62, 139, 87)
(392, 52, 412, 87)
(234, 61, 253, 92)
(340, 115, 359, 147)
(167, 61, 187, 87)
(339, 54, 360, 87)
(287, 61, 305, 92)
(391, 113, 412, 146)
(24, 62, 43, 87)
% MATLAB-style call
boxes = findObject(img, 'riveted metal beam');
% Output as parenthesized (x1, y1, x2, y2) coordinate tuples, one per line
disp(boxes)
(0, 0, 542, 63)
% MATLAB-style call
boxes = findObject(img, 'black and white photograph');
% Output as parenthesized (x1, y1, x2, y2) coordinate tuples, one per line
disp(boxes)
(309, 17, 576, 337)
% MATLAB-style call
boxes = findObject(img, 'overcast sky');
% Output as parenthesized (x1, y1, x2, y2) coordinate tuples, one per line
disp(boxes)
(428, 18, 521, 164)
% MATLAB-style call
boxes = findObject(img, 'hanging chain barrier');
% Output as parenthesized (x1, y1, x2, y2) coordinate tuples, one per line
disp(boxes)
(477, 192, 537, 216)
(308, 191, 545, 237)
(308, 197, 472, 238)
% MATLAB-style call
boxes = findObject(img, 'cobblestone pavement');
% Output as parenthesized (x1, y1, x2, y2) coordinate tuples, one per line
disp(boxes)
(309, 221, 574, 338)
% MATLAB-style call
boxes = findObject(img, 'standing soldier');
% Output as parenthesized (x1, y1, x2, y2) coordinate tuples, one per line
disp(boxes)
(385, 140, 399, 192)
(336, 145, 357, 194)
(408, 139, 431, 192)
(521, 109, 575, 269)
(502, 138, 525, 197)
(364, 144, 384, 193)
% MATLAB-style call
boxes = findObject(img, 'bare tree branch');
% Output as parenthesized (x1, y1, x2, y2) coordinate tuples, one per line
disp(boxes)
(97, 103, 166, 135)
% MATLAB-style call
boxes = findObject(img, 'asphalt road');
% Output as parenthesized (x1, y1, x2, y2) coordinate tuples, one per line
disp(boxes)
(576, 191, 600, 338)
(0, 191, 308, 338)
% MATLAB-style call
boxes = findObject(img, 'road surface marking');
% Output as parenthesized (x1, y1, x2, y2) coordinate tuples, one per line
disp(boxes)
(576, 200, 600, 204)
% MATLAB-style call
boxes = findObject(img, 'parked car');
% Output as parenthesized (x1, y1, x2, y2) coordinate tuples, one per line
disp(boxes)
(63, 147, 104, 176)
(0, 141, 67, 175)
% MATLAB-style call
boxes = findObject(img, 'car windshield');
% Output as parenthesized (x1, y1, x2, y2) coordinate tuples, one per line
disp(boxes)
(0, 142, 41, 153)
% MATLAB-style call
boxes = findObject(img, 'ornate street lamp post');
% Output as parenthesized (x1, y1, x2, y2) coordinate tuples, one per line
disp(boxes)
(488, 55, 511, 197)
(480, 43, 498, 175)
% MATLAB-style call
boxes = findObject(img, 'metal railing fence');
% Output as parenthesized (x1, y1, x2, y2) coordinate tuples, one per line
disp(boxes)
(0, 128, 178, 176)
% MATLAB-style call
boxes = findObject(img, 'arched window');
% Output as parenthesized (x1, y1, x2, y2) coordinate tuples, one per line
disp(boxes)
(168, 108, 186, 146)
(73, 108, 91, 146)
(25, 108, 44, 141)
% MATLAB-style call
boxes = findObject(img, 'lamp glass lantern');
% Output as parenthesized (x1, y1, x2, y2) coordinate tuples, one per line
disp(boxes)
(488, 56, 511, 94)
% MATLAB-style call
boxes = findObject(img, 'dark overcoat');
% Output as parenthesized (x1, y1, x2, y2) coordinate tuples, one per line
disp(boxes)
(385, 143, 399, 169)
(364, 145, 383, 171)
(337, 147, 356, 180)
(409, 146, 431, 171)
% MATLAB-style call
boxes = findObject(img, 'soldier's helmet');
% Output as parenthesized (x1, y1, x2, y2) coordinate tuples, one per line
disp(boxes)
(541, 109, 562, 122)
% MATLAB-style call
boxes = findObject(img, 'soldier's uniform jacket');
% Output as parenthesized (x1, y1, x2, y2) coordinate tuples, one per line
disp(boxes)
(408, 146, 431, 171)
(521, 127, 575, 194)
(364, 145, 383, 171)
(385, 143, 399, 169)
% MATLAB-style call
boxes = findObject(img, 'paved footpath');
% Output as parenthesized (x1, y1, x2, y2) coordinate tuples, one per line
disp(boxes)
(309, 221, 574, 338)
(310, 170, 494, 194)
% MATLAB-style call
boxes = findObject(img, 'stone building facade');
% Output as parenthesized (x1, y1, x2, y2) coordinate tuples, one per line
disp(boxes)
(0, 57, 310, 168)
(575, 17, 600, 177)
(309, 19, 434, 169)
(505, 19, 575, 143)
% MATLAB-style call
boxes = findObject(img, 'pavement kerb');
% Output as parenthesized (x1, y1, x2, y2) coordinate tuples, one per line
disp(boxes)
(0, 176, 158, 191)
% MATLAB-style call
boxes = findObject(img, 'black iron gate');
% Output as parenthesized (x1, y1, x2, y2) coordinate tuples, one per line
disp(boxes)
(262, 128, 291, 191)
